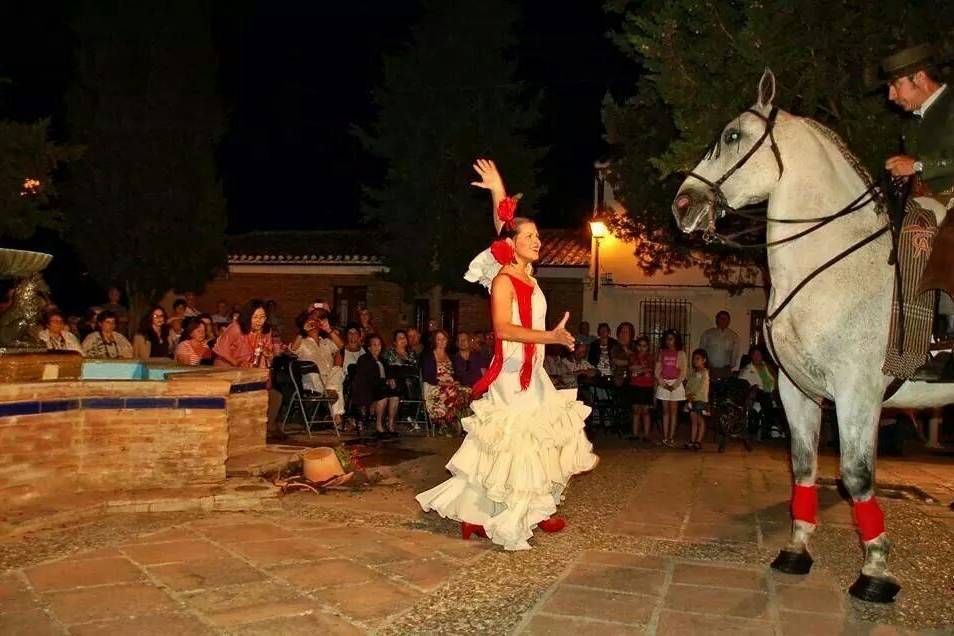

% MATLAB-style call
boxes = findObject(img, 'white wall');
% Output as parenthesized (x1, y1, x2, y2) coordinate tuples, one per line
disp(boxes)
(582, 232, 768, 357)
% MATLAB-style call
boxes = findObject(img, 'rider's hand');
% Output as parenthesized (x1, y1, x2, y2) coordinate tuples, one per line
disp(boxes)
(470, 158, 505, 195)
(885, 155, 917, 177)
(548, 311, 576, 350)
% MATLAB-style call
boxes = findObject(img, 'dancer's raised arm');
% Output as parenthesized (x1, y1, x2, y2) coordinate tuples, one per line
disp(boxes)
(471, 158, 508, 235)
(490, 275, 575, 348)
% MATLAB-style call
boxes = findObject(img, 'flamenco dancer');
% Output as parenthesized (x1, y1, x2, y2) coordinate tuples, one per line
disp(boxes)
(416, 159, 599, 551)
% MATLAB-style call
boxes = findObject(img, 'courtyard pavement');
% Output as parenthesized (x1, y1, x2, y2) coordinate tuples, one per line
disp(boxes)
(1, 437, 952, 634)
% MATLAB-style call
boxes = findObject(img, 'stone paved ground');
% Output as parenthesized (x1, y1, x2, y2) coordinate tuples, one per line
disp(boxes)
(1, 438, 952, 634)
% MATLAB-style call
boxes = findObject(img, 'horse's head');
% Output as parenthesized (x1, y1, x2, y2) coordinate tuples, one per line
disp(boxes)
(673, 69, 785, 235)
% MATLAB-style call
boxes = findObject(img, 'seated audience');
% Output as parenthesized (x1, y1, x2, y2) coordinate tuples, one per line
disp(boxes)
(38, 310, 82, 353)
(292, 309, 345, 425)
(211, 300, 231, 327)
(406, 327, 425, 356)
(738, 346, 780, 431)
(588, 322, 617, 377)
(341, 323, 365, 379)
(213, 299, 277, 368)
(167, 298, 188, 347)
(421, 329, 465, 435)
(132, 305, 171, 359)
(82, 310, 133, 359)
(175, 317, 212, 366)
(358, 307, 376, 341)
(351, 334, 400, 435)
(102, 286, 130, 336)
(382, 329, 420, 398)
(453, 330, 488, 388)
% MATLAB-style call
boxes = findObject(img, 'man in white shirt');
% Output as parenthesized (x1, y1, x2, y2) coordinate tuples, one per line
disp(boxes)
(698, 310, 740, 380)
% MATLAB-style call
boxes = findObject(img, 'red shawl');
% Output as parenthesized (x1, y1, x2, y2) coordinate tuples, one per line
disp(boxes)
(471, 273, 535, 400)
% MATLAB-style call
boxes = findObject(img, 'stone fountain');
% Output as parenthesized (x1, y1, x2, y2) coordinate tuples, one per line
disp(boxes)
(0, 247, 53, 353)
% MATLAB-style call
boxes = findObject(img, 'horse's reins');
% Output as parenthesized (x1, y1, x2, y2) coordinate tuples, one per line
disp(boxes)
(686, 107, 892, 400)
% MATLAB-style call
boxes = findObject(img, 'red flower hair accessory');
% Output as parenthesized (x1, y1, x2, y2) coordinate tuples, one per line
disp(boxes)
(490, 239, 514, 265)
(497, 195, 519, 230)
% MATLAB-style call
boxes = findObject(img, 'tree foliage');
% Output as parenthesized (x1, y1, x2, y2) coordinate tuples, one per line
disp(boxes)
(358, 0, 546, 296)
(603, 0, 954, 288)
(65, 1, 226, 317)
(0, 78, 79, 240)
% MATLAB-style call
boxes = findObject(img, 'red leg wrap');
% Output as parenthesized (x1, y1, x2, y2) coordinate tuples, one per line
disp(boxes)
(852, 497, 885, 542)
(791, 484, 818, 525)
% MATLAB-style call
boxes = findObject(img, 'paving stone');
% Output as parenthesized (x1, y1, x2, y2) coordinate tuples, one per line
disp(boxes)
(617, 508, 686, 526)
(671, 562, 767, 591)
(197, 522, 293, 543)
(655, 609, 775, 635)
(578, 551, 668, 571)
(226, 538, 335, 567)
(0, 572, 39, 612)
(775, 583, 846, 614)
(682, 522, 758, 543)
(522, 613, 646, 635)
(229, 611, 364, 635)
(540, 585, 655, 625)
(44, 582, 177, 624)
(615, 522, 681, 540)
(68, 612, 214, 635)
(305, 526, 385, 547)
(430, 538, 493, 562)
(125, 527, 198, 544)
(378, 557, 457, 591)
(270, 558, 379, 590)
(26, 557, 143, 592)
(769, 567, 841, 590)
(562, 563, 666, 596)
(121, 539, 231, 566)
(0, 608, 62, 636)
(335, 540, 422, 565)
(663, 583, 771, 620)
(63, 547, 124, 560)
(316, 578, 421, 623)
(147, 558, 266, 591)
(778, 610, 854, 635)
(182, 581, 316, 626)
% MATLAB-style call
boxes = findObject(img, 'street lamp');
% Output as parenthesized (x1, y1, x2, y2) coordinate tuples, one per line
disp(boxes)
(590, 219, 608, 301)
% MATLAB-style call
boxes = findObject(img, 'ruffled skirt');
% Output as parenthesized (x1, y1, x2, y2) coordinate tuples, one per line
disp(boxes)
(415, 388, 597, 551)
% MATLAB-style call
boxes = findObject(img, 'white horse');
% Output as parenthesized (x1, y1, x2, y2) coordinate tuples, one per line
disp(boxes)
(672, 70, 954, 603)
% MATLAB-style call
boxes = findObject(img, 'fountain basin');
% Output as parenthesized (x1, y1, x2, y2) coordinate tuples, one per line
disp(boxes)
(0, 248, 53, 278)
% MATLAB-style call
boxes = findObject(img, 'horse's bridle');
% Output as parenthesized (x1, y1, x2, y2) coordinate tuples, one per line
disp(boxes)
(684, 106, 892, 400)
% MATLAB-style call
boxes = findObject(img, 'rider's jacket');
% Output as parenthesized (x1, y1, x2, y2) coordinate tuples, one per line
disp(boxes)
(905, 85, 954, 199)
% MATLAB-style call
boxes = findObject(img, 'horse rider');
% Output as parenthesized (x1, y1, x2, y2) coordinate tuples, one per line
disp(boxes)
(882, 43, 954, 341)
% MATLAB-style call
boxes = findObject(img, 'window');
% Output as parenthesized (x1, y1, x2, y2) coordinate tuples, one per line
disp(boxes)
(640, 298, 692, 354)
(413, 299, 430, 333)
(333, 286, 367, 326)
(440, 299, 459, 338)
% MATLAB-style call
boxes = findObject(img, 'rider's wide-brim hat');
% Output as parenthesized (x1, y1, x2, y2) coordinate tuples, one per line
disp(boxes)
(880, 43, 936, 81)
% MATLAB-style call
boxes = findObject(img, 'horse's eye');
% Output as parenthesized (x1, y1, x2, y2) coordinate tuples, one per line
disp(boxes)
(724, 129, 742, 144)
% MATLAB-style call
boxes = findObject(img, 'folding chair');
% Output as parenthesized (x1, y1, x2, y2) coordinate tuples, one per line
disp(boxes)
(278, 357, 339, 437)
(396, 370, 432, 436)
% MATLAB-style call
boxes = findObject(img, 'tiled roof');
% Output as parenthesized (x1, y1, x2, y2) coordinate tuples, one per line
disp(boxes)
(226, 229, 590, 267)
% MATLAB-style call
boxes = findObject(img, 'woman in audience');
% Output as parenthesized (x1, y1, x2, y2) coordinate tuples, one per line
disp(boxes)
(293, 309, 345, 426)
(213, 299, 277, 368)
(422, 329, 464, 436)
(654, 329, 686, 447)
(82, 310, 134, 359)
(628, 336, 655, 442)
(452, 330, 487, 389)
(341, 323, 365, 379)
(38, 310, 82, 353)
(587, 322, 617, 378)
(351, 334, 400, 436)
(175, 317, 212, 366)
(132, 305, 171, 359)
(610, 322, 636, 386)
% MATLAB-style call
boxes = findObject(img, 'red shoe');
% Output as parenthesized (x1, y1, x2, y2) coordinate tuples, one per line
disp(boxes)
(461, 522, 487, 540)
(537, 516, 566, 533)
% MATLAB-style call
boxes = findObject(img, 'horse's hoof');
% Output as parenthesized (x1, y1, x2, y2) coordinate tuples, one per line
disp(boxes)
(770, 549, 813, 575)
(848, 574, 900, 603)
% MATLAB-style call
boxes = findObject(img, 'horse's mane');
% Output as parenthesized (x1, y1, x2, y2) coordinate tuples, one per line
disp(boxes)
(797, 117, 876, 189)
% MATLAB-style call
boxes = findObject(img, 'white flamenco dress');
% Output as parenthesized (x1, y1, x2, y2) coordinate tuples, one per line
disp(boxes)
(415, 249, 599, 551)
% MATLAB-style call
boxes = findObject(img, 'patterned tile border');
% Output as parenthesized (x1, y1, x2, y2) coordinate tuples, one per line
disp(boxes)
(0, 396, 227, 416)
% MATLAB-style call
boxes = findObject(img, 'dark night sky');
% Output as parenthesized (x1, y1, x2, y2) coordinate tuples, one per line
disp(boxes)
(1, 1, 634, 236)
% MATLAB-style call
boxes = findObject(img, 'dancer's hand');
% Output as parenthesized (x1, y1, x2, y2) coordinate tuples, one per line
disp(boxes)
(548, 312, 575, 350)
(471, 158, 505, 195)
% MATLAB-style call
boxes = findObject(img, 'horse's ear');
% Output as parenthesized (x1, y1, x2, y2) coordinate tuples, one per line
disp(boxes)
(757, 68, 776, 109)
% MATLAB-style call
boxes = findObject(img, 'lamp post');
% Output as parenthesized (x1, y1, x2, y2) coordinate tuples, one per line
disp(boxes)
(590, 219, 608, 301)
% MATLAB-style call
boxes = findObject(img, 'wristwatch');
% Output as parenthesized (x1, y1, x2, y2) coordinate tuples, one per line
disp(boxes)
(914, 160, 924, 174)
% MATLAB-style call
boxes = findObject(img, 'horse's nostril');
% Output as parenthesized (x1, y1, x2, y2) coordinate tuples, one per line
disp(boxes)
(675, 195, 691, 210)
